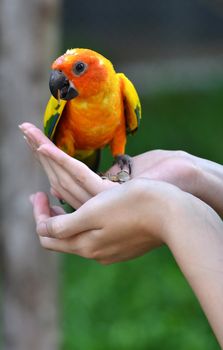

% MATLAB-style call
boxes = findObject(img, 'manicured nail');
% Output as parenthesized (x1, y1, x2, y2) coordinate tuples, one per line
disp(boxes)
(18, 125, 27, 135)
(23, 135, 37, 151)
(23, 135, 30, 146)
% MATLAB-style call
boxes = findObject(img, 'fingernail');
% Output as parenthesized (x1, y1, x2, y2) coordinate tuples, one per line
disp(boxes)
(23, 135, 37, 151)
(37, 222, 48, 236)
(18, 124, 28, 135)
(23, 135, 31, 147)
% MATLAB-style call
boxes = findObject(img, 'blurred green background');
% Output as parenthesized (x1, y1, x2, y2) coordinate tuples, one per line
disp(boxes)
(1, 0, 223, 349)
(61, 90, 222, 350)
(60, 1, 223, 349)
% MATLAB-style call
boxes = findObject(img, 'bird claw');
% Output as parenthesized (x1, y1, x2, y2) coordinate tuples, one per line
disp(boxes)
(114, 154, 132, 174)
(116, 170, 131, 183)
(101, 170, 131, 183)
(99, 154, 132, 183)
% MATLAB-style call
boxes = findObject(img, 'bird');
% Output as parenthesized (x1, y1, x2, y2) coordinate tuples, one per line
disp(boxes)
(44, 48, 141, 182)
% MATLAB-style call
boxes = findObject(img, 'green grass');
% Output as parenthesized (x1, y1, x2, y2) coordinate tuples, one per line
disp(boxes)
(60, 85, 223, 349)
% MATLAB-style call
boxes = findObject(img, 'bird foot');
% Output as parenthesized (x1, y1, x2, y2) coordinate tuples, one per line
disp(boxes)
(99, 154, 132, 183)
(101, 170, 131, 183)
(114, 154, 132, 174)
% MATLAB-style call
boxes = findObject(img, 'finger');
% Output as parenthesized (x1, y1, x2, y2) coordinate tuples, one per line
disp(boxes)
(22, 124, 116, 197)
(23, 135, 41, 164)
(38, 144, 116, 195)
(19, 122, 37, 133)
(30, 192, 73, 237)
(41, 154, 91, 204)
(39, 231, 99, 258)
(36, 197, 102, 239)
(37, 153, 79, 208)
(38, 152, 90, 207)
(22, 125, 52, 149)
(50, 205, 65, 216)
(31, 192, 51, 226)
(50, 187, 82, 210)
(50, 190, 79, 209)
(50, 187, 63, 200)
(38, 153, 59, 185)
(23, 135, 37, 152)
(37, 151, 84, 208)
(39, 236, 74, 254)
(21, 127, 50, 165)
(20, 123, 117, 192)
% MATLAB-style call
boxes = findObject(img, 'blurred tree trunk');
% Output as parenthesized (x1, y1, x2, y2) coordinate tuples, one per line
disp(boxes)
(0, 0, 62, 349)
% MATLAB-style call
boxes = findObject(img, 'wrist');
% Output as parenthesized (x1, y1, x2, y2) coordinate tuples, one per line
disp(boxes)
(133, 179, 184, 246)
(193, 157, 223, 216)
(176, 152, 223, 217)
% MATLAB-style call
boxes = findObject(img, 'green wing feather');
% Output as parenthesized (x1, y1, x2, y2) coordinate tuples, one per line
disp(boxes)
(43, 94, 101, 171)
(43, 95, 67, 140)
(117, 73, 142, 134)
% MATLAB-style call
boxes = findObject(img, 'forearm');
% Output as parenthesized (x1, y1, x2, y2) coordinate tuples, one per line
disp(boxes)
(196, 157, 223, 217)
(131, 150, 223, 217)
(164, 194, 223, 347)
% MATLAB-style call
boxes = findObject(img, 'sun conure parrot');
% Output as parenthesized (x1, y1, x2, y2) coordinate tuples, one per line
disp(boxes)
(44, 48, 141, 182)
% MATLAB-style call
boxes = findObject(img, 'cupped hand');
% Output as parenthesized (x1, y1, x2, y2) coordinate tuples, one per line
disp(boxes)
(29, 178, 185, 264)
(19, 123, 197, 206)
(109, 149, 223, 216)
(20, 123, 223, 216)
(20, 122, 117, 209)
(109, 149, 200, 194)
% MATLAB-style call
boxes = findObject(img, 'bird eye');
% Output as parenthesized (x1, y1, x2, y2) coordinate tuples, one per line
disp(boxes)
(73, 61, 87, 76)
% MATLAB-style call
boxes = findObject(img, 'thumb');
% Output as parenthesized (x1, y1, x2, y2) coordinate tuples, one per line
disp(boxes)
(37, 201, 100, 239)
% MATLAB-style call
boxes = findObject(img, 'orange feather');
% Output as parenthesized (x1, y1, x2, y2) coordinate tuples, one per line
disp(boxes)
(44, 48, 141, 166)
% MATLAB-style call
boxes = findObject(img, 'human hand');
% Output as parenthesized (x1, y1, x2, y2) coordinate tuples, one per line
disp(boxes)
(20, 123, 223, 216)
(19, 122, 117, 209)
(20, 125, 196, 199)
(109, 149, 223, 216)
(29, 178, 190, 264)
(29, 165, 223, 348)
(20, 123, 223, 346)
(109, 149, 199, 190)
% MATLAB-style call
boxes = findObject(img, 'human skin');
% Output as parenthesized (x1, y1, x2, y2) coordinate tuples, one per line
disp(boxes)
(20, 123, 223, 347)
(29, 180, 223, 347)
(20, 123, 223, 216)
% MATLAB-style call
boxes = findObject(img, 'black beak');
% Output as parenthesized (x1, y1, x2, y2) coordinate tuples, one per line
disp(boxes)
(49, 70, 78, 100)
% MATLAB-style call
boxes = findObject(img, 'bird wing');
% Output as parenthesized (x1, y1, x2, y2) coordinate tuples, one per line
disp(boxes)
(43, 95, 67, 140)
(43, 95, 101, 172)
(118, 73, 141, 134)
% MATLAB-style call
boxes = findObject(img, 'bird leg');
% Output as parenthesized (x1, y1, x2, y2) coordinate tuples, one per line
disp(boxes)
(100, 154, 132, 183)
(101, 170, 130, 183)
(114, 154, 132, 174)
